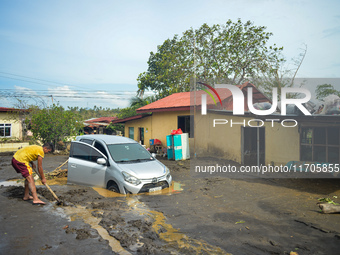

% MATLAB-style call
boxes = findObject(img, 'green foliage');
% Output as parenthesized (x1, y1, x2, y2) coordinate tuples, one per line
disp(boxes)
(67, 105, 120, 120)
(318, 197, 339, 205)
(129, 96, 155, 108)
(107, 123, 124, 133)
(28, 104, 83, 145)
(0, 137, 21, 143)
(315, 84, 340, 100)
(137, 19, 284, 98)
(115, 96, 155, 119)
(116, 107, 138, 119)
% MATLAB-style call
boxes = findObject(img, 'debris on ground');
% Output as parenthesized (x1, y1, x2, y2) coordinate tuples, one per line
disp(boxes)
(45, 168, 68, 179)
(317, 197, 339, 205)
(319, 203, 340, 214)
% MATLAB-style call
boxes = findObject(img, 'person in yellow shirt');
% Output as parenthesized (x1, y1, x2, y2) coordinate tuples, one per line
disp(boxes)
(11, 143, 54, 205)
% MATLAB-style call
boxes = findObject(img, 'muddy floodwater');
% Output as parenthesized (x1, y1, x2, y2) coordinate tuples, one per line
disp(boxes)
(1, 154, 340, 254)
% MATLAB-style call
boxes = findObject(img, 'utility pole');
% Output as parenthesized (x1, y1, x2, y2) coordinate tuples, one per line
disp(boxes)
(193, 35, 197, 158)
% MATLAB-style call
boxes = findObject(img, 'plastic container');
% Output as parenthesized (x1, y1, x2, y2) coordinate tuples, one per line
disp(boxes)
(154, 139, 162, 145)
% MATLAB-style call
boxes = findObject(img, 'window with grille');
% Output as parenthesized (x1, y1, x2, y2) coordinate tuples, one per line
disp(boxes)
(300, 127, 340, 163)
(129, 127, 134, 140)
(0, 124, 11, 137)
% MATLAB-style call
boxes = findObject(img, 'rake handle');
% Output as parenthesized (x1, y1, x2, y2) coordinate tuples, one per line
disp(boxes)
(33, 168, 61, 203)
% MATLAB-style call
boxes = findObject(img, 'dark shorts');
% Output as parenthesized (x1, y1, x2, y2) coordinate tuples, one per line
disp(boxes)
(11, 157, 31, 178)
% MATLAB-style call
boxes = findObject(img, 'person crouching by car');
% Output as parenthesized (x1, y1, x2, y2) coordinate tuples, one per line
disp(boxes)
(11, 143, 54, 205)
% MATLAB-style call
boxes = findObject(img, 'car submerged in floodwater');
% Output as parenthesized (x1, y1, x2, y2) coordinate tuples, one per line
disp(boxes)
(67, 135, 172, 194)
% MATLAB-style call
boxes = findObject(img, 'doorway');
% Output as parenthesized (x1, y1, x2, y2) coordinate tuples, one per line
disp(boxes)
(138, 127, 144, 145)
(242, 127, 265, 165)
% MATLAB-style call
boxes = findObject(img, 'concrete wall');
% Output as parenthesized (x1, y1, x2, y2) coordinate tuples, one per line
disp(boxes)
(194, 113, 244, 163)
(0, 142, 29, 152)
(124, 115, 152, 146)
(265, 122, 300, 165)
(124, 111, 191, 149)
(0, 112, 23, 140)
(124, 110, 300, 165)
(194, 112, 300, 165)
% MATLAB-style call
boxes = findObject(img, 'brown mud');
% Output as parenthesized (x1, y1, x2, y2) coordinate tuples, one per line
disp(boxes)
(1, 154, 340, 254)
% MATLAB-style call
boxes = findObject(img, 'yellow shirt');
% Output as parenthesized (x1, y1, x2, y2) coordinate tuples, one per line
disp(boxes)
(13, 145, 45, 164)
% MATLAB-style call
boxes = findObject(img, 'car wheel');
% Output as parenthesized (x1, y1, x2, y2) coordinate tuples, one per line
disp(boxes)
(107, 181, 120, 193)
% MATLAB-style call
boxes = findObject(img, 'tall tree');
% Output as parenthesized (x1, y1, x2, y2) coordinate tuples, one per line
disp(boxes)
(28, 104, 83, 147)
(253, 44, 307, 98)
(137, 19, 284, 98)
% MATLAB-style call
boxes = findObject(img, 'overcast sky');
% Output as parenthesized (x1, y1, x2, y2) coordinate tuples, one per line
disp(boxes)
(0, 0, 339, 109)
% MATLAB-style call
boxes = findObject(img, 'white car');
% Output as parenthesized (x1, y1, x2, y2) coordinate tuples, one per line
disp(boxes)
(67, 135, 172, 194)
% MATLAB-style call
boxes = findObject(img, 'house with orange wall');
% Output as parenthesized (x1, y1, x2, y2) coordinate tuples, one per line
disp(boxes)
(112, 82, 340, 166)
(111, 82, 270, 155)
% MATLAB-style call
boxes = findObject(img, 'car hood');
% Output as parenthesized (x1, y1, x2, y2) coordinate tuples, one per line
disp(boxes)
(117, 160, 166, 179)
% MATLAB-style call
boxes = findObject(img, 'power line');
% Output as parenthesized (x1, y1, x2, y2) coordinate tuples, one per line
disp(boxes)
(0, 71, 73, 87)
(0, 71, 149, 103)
(0, 71, 137, 92)
(0, 75, 63, 87)
(0, 88, 137, 94)
(0, 92, 131, 100)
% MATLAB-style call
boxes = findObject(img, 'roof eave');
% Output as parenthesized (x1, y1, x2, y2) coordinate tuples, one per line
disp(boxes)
(111, 113, 152, 124)
(137, 106, 191, 114)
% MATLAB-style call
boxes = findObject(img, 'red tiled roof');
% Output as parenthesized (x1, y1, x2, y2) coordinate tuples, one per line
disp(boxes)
(136, 82, 269, 114)
(0, 107, 26, 112)
(84, 116, 117, 123)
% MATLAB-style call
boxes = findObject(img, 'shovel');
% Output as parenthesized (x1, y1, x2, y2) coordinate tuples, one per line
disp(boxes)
(33, 167, 62, 205)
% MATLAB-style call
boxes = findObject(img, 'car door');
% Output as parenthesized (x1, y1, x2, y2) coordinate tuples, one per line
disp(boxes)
(68, 141, 107, 188)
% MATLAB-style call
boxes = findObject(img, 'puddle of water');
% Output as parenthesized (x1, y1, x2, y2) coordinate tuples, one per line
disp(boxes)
(28, 178, 227, 254)
(149, 209, 229, 254)
(63, 205, 132, 255)
(92, 183, 230, 253)
(93, 181, 184, 198)
(93, 187, 127, 198)
(0, 180, 23, 186)
(125, 196, 230, 255)
(4, 176, 67, 187)
(35, 177, 68, 186)
(144, 181, 184, 196)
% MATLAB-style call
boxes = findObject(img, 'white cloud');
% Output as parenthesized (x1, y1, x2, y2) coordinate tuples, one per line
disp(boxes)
(14, 86, 38, 96)
(45, 86, 133, 108)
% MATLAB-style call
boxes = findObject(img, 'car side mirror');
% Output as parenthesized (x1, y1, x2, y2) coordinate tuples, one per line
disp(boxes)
(97, 158, 107, 165)
(151, 153, 156, 158)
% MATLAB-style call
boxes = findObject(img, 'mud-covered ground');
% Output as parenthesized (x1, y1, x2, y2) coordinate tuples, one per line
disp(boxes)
(1, 153, 340, 255)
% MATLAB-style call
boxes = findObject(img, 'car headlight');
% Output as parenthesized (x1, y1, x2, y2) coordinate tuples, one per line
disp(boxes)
(164, 166, 170, 175)
(164, 166, 171, 179)
(122, 171, 141, 185)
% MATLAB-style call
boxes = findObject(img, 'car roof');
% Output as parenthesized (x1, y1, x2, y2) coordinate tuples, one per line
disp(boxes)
(76, 134, 137, 145)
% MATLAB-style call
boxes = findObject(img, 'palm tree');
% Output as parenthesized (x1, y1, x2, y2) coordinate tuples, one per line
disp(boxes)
(129, 96, 156, 108)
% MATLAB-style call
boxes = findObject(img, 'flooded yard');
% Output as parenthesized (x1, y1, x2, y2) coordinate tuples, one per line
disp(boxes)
(1, 154, 340, 254)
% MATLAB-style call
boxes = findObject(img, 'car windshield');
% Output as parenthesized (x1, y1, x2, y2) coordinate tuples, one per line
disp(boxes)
(107, 143, 154, 163)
